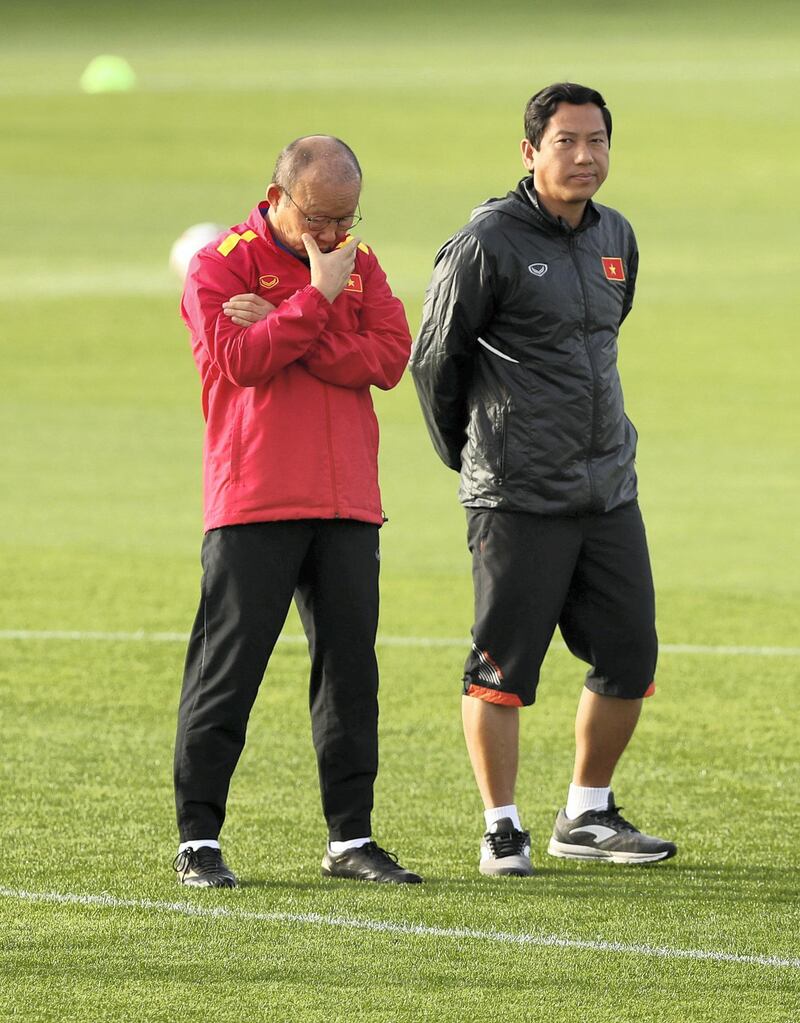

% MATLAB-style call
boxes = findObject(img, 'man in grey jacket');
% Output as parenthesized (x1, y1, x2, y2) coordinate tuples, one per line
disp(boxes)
(411, 82, 676, 876)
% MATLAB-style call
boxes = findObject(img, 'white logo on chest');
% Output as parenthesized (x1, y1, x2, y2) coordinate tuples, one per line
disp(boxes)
(528, 263, 548, 277)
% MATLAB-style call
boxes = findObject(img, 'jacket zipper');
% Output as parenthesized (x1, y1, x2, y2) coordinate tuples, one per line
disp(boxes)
(229, 404, 244, 485)
(498, 403, 508, 484)
(322, 387, 340, 517)
(568, 233, 598, 506)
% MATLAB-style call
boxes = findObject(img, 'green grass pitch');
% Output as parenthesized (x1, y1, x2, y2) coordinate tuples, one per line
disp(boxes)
(1, 2, 799, 1020)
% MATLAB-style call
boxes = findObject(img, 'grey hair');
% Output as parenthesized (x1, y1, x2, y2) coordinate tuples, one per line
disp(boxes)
(272, 135, 362, 192)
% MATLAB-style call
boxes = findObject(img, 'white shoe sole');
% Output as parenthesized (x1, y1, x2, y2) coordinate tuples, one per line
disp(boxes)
(547, 838, 674, 864)
(479, 856, 534, 877)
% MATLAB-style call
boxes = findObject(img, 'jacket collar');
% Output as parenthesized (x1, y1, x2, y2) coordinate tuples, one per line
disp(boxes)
(247, 202, 310, 264)
(514, 177, 600, 234)
(247, 201, 274, 241)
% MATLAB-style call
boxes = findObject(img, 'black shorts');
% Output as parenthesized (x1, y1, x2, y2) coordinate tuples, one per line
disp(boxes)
(463, 502, 657, 707)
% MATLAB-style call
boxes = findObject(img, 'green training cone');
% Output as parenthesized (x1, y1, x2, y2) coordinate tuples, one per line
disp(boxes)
(80, 55, 137, 94)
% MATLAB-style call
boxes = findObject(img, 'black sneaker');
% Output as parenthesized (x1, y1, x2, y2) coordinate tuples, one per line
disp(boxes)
(547, 793, 677, 864)
(479, 818, 534, 877)
(173, 846, 238, 887)
(321, 842, 423, 884)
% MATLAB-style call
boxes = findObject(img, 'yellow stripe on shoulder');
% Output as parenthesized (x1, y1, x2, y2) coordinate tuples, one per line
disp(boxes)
(336, 236, 370, 255)
(217, 230, 258, 257)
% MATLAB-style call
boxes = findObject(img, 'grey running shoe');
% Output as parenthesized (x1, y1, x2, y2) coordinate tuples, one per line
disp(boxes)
(479, 818, 534, 877)
(173, 846, 238, 887)
(547, 793, 677, 864)
(321, 842, 423, 883)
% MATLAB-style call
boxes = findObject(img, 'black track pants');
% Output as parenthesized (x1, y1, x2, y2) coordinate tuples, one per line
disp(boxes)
(174, 519, 380, 842)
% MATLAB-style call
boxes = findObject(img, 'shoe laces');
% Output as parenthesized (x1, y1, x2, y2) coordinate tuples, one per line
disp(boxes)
(360, 841, 400, 866)
(485, 827, 529, 858)
(172, 846, 222, 876)
(591, 804, 638, 834)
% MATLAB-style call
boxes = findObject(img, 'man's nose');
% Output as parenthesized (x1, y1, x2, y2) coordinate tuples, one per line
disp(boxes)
(574, 143, 594, 164)
(316, 223, 339, 247)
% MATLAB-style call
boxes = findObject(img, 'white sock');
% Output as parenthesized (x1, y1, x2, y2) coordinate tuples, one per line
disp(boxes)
(328, 837, 371, 854)
(178, 839, 220, 853)
(565, 784, 610, 820)
(484, 804, 522, 831)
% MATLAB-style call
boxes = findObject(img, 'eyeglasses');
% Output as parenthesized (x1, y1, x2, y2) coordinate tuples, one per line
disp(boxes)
(284, 191, 362, 232)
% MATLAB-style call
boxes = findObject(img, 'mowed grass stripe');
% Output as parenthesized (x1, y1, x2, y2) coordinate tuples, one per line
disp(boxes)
(2, 887, 799, 971)
(1, 56, 798, 99)
(1, 629, 799, 657)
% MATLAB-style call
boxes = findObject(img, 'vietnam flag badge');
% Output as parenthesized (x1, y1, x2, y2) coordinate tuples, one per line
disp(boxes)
(344, 273, 363, 293)
(601, 257, 625, 282)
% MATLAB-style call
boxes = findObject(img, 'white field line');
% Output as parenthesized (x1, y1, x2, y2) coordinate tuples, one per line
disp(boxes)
(1, 887, 798, 971)
(0, 629, 799, 658)
(0, 269, 427, 301)
(0, 268, 178, 299)
(0, 268, 424, 301)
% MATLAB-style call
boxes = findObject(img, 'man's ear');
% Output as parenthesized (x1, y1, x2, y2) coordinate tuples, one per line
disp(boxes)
(520, 138, 536, 172)
(265, 182, 283, 208)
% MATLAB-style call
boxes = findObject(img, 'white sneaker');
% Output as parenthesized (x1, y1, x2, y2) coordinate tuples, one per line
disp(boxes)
(479, 817, 534, 877)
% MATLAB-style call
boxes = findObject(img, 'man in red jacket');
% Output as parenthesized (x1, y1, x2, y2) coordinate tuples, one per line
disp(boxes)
(173, 135, 421, 887)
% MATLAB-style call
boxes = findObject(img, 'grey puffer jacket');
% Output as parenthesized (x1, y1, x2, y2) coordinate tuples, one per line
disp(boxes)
(410, 179, 640, 515)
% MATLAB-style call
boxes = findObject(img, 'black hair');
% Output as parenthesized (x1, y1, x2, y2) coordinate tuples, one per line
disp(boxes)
(524, 82, 612, 149)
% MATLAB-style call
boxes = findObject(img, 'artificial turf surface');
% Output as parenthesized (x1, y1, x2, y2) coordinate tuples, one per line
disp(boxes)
(1, 2, 798, 1020)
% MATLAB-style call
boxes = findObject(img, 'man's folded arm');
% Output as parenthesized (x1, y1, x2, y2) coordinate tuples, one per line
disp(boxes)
(182, 253, 331, 387)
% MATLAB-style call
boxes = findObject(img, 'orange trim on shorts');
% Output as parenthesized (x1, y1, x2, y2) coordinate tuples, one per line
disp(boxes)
(643, 681, 656, 698)
(466, 683, 523, 707)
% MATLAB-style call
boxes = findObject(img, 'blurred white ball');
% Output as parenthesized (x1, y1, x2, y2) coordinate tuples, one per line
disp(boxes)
(169, 222, 226, 280)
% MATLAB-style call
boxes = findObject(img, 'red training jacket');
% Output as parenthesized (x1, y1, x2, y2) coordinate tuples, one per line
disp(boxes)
(181, 203, 412, 531)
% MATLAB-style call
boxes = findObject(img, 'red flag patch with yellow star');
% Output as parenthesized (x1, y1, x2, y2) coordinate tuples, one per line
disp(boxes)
(601, 257, 625, 281)
(344, 273, 363, 293)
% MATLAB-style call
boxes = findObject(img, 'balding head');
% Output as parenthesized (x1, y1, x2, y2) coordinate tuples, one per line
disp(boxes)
(272, 135, 362, 193)
(265, 135, 363, 256)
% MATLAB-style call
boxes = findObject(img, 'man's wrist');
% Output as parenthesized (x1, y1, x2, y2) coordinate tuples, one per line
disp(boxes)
(306, 283, 334, 306)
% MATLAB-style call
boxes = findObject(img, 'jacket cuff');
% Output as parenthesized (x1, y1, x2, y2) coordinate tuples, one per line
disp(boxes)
(292, 285, 332, 345)
(303, 284, 333, 311)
